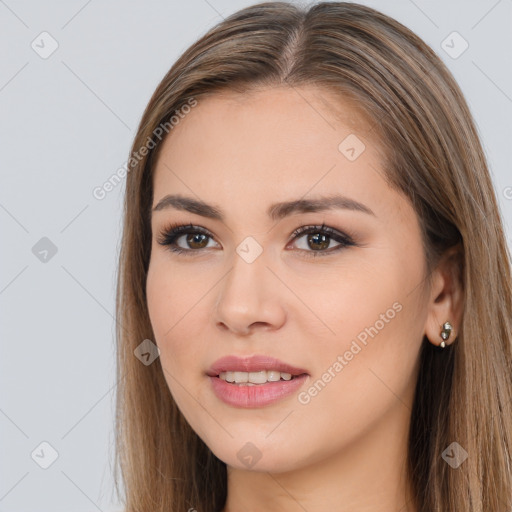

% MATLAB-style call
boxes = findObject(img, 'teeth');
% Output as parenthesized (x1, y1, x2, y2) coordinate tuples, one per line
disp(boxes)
(218, 370, 295, 384)
(233, 371, 248, 383)
(267, 370, 281, 382)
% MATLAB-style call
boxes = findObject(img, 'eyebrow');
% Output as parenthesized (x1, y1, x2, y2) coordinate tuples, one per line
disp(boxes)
(152, 193, 375, 221)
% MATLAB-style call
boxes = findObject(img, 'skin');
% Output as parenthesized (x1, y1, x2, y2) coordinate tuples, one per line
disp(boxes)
(146, 86, 462, 512)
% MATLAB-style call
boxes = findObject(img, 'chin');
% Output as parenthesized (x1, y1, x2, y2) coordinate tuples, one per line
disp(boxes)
(205, 435, 307, 474)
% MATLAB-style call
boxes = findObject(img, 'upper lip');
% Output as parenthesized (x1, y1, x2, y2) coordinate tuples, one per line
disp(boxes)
(207, 355, 308, 377)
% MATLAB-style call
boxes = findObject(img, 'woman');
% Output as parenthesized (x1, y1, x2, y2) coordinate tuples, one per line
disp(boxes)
(113, 2, 512, 511)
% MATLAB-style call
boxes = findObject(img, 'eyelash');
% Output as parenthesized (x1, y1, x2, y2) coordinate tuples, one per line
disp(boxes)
(156, 222, 357, 259)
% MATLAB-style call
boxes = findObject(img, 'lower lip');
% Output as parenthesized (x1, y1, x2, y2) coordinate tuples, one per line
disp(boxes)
(208, 374, 309, 408)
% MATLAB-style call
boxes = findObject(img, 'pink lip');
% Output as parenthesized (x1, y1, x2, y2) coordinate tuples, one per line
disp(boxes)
(207, 355, 308, 377)
(206, 355, 309, 408)
(209, 374, 309, 408)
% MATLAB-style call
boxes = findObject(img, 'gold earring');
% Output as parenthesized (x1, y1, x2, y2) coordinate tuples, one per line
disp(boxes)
(439, 321, 453, 348)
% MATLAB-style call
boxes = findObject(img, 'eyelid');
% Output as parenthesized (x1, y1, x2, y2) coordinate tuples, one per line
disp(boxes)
(156, 222, 358, 257)
(288, 223, 355, 246)
(156, 222, 218, 249)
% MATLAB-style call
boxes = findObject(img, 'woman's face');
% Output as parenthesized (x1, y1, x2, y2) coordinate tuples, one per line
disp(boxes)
(146, 86, 430, 473)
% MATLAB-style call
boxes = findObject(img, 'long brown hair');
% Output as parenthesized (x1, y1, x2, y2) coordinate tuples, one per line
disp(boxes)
(113, 2, 512, 510)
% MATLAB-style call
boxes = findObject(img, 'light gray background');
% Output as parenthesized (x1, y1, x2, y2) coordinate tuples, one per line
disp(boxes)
(1, 0, 511, 511)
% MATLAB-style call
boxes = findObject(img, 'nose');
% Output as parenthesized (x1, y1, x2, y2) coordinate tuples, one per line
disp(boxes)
(213, 245, 287, 336)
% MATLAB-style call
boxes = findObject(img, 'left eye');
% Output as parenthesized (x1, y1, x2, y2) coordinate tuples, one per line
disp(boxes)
(157, 222, 356, 257)
(288, 224, 356, 257)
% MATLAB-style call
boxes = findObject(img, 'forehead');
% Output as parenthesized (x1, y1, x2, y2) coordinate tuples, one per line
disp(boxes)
(151, 86, 399, 220)
(156, 85, 377, 154)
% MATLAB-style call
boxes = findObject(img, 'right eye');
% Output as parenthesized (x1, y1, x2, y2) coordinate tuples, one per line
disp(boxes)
(157, 222, 220, 255)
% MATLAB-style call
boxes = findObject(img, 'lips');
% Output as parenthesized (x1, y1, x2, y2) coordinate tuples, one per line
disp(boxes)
(206, 355, 308, 377)
(207, 354, 310, 408)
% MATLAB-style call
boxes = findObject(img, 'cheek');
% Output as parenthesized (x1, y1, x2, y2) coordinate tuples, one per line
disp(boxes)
(146, 257, 200, 369)
(292, 245, 426, 399)
(146, 258, 210, 425)
(300, 255, 424, 411)
(289, 250, 419, 348)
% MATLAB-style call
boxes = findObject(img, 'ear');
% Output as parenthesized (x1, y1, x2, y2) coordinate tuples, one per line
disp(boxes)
(424, 244, 464, 347)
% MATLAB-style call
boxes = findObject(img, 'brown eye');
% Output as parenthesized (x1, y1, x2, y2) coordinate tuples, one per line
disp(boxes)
(157, 223, 219, 255)
(289, 224, 356, 257)
(185, 233, 209, 249)
(305, 233, 330, 251)
(157, 222, 356, 258)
